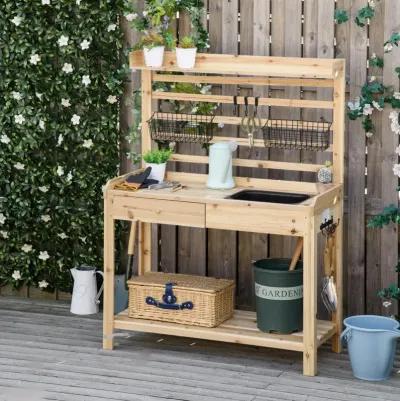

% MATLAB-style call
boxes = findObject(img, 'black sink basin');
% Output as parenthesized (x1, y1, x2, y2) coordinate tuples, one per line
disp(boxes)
(227, 190, 310, 204)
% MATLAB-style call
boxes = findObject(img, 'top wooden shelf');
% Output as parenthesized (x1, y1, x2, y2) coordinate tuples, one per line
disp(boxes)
(130, 51, 344, 79)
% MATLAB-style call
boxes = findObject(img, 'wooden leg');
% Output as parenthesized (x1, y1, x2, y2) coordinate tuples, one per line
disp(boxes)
(103, 199, 115, 350)
(138, 222, 152, 275)
(332, 199, 343, 353)
(303, 215, 318, 376)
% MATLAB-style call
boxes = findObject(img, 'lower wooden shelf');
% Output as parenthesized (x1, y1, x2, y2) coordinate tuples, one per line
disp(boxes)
(114, 309, 336, 352)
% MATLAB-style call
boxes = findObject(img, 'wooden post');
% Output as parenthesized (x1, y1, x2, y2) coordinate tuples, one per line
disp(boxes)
(303, 214, 318, 376)
(140, 69, 152, 273)
(332, 195, 344, 352)
(103, 192, 115, 350)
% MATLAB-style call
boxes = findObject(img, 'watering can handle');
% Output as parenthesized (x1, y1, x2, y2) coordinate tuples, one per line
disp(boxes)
(340, 327, 352, 344)
(95, 271, 104, 304)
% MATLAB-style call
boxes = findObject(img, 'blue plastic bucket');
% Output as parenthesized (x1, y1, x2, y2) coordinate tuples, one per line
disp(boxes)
(341, 315, 400, 381)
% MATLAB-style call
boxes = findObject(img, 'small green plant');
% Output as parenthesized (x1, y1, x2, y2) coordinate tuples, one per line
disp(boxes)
(143, 148, 172, 164)
(178, 35, 196, 49)
(137, 31, 165, 49)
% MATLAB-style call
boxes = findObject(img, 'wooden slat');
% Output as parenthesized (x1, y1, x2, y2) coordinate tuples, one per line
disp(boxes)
(165, 171, 319, 194)
(347, 0, 367, 315)
(170, 153, 324, 172)
(153, 91, 334, 109)
(130, 51, 343, 79)
(153, 73, 334, 88)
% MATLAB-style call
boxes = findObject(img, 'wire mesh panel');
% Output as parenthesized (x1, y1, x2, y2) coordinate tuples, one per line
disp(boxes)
(149, 112, 215, 144)
(262, 119, 331, 151)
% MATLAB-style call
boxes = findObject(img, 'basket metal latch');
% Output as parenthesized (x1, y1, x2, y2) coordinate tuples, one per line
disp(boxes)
(146, 282, 194, 310)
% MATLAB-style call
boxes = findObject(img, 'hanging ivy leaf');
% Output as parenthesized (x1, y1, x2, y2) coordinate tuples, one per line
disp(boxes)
(355, 6, 375, 27)
(334, 9, 349, 24)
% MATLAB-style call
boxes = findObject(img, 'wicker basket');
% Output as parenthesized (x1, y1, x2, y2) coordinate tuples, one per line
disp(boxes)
(128, 272, 235, 327)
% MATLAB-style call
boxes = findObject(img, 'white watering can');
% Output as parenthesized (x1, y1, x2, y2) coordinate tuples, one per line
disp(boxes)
(207, 141, 238, 189)
(70, 266, 104, 315)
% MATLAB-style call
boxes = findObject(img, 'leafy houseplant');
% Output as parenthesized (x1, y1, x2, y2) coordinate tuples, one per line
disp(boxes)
(139, 31, 166, 68)
(176, 35, 197, 69)
(143, 148, 172, 182)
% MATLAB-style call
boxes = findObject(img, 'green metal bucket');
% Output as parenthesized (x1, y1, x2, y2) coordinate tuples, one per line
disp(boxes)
(253, 258, 303, 334)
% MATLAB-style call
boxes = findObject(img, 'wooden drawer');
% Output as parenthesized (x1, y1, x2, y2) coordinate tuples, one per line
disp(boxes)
(112, 196, 205, 228)
(206, 203, 306, 235)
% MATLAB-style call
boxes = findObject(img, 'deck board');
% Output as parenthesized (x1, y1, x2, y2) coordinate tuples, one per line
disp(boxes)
(0, 297, 399, 401)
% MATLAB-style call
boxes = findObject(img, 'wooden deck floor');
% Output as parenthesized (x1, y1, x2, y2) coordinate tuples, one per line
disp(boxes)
(0, 298, 399, 401)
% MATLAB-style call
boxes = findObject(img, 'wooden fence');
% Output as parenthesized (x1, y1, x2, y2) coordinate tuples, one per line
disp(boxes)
(123, 0, 400, 317)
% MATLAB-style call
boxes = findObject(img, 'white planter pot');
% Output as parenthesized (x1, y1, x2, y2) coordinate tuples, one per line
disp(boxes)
(176, 47, 197, 69)
(146, 162, 166, 183)
(143, 46, 165, 68)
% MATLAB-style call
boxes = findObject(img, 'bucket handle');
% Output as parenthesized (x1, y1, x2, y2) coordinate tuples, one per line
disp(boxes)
(340, 327, 352, 344)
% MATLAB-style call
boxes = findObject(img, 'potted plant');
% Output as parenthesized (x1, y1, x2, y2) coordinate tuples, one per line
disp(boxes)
(143, 148, 172, 183)
(140, 31, 166, 68)
(175, 35, 197, 69)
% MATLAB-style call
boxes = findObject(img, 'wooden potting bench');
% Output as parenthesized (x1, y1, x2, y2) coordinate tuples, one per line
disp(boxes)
(103, 52, 345, 376)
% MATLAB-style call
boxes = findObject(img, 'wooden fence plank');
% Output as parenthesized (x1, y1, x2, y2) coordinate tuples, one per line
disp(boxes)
(381, 0, 400, 316)
(366, 0, 384, 314)
(347, 0, 367, 315)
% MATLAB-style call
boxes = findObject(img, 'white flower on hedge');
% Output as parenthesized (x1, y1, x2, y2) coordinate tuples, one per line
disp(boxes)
(36, 92, 43, 100)
(0, 231, 8, 239)
(14, 162, 25, 170)
(107, 95, 117, 104)
(38, 186, 49, 193)
(11, 16, 22, 26)
(82, 75, 91, 86)
(394, 92, 400, 100)
(142, 11, 148, 17)
(107, 23, 116, 32)
(0, 213, 5, 225)
(39, 120, 45, 130)
(80, 39, 91, 50)
(82, 139, 93, 148)
(58, 35, 69, 47)
(12, 91, 22, 100)
(41, 214, 51, 223)
(39, 251, 50, 261)
(62, 63, 73, 74)
(125, 13, 138, 21)
(363, 104, 373, 116)
(76, 0, 81, 4)
(384, 43, 393, 53)
(61, 98, 71, 107)
(12, 270, 21, 281)
(58, 232, 67, 239)
(393, 164, 400, 177)
(348, 97, 360, 111)
(71, 114, 80, 125)
(57, 134, 64, 146)
(57, 166, 64, 176)
(30, 54, 41, 65)
(1, 135, 10, 144)
(14, 114, 25, 124)
(66, 172, 73, 182)
(372, 101, 383, 111)
(21, 243, 33, 253)
(39, 280, 49, 289)
(200, 85, 212, 94)
(42, 0, 50, 5)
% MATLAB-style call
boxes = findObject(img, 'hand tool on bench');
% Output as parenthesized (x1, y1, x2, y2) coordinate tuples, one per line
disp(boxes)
(289, 237, 303, 271)
(125, 220, 137, 290)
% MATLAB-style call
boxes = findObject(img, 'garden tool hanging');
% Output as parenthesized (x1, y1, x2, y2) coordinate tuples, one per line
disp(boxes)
(321, 218, 339, 313)
(240, 96, 261, 157)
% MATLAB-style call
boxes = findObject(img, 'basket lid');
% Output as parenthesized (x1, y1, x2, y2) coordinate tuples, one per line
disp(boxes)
(128, 272, 234, 293)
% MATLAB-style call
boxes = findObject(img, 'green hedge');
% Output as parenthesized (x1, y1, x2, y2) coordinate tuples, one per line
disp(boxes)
(0, 0, 126, 292)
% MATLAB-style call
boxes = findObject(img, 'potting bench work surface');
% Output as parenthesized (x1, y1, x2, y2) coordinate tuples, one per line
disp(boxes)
(0, 297, 399, 401)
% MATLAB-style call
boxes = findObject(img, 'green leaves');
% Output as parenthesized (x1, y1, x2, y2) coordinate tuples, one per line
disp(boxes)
(0, 1, 124, 292)
(368, 205, 400, 228)
(334, 9, 348, 25)
(355, 5, 375, 27)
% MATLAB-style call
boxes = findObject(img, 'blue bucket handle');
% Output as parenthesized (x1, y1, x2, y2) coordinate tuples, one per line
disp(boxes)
(340, 327, 352, 344)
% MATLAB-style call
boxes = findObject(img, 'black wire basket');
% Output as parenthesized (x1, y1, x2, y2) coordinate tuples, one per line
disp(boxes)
(148, 112, 215, 144)
(262, 119, 331, 151)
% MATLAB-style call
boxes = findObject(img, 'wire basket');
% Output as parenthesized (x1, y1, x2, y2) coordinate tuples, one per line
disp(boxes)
(262, 119, 331, 151)
(148, 112, 215, 144)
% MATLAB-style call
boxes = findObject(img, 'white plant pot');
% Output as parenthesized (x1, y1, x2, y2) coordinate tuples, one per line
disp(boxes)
(146, 162, 166, 183)
(143, 46, 165, 68)
(176, 47, 197, 69)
